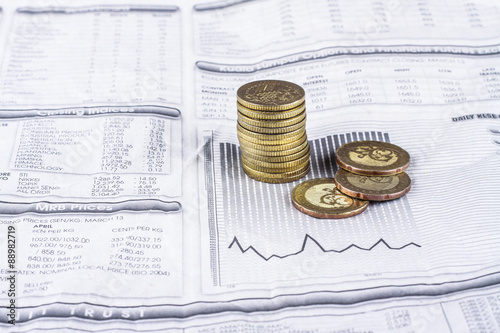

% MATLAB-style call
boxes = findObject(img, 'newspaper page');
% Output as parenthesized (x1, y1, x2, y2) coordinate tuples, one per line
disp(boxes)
(1, 0, 500, 331)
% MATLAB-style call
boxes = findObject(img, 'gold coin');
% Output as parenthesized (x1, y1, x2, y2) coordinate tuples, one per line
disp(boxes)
(241, 153, 310, 173)
(241, 144, 310, 162)
(237, 80, 305, 111)
(238, 132, 307, 150)
(240, 136, 309, 156)
(238, 110, 306, 128)
(243, 163, 310, 184)
(246, 166, 310, 184)
(238, 118, 306, 134)
(334, 168, 411, 201)
(238, 102, 305, 120)
(242, 161, 310, 178)
(242, 149, 310, 168)
(336, 141, 410, 176)
(237, 124, 305, 145)
(291, 178, 369, 219)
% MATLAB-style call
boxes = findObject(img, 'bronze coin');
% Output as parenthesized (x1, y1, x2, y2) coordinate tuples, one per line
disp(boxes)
(291, 178, 369, 219)
(334, 168, 411, 201)
(335, 140, 410, 176)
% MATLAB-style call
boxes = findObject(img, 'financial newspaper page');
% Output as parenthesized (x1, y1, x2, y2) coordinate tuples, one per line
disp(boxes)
(0, 0, 500, 331)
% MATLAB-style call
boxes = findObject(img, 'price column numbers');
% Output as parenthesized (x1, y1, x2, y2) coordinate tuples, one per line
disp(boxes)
(326, 0, 344, 31)
(304, 74, 329, 110)
(439, 79, 467, 103)
(109, 234, 170, 276)
(371, 1, 390, 33)
(278, 1, 297, 39)
(91, 176, 125, 197)
(28, 236, 90, 271)
(459, 298, 497, 331)
(463, 2, 484, 28)
(345, 79, 373, 104)
(480, 68, 500, 99)
(417, 0, 436, 27)
(144, 118, 167, 173)
(134, 176, 160, 195)
(394, 78, 423, 104)
(101, 117, 133, 173)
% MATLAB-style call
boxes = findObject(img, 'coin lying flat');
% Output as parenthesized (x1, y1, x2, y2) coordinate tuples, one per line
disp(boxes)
(238, 102, 306, 121)
(246, 167, 311, 184)
(242, 162, 310, 183)
(241, 144, 310, 163)
(291, 178, 369, 219)
(241, 152, 310, 173)
(237, 123, 306, 142)
(241, 136, 309, 156)
(237, 126, 306, 146)
(242, 161, 310, 178)
(238, 110, 306, 128)
(334, 168, 411, 201)
(335, 141, 410, 176)
(237, 80, 305, 111)
(238, 117, 306, 134)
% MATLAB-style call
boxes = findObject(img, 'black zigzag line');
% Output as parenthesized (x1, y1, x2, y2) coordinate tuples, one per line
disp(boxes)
(228, 234, 421, 261)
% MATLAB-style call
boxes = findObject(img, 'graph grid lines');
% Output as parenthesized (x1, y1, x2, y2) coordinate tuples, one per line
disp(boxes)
(207, 131, 421, 286)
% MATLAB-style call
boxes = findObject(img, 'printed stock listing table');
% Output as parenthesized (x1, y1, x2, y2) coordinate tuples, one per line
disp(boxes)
(0, 0, 500, 332)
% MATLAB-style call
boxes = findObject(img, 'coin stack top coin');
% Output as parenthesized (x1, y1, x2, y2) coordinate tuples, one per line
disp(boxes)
(236, 80, 311, 183)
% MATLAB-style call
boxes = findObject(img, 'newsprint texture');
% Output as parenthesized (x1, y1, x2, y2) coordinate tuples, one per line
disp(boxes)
(0, 0, 500, 331)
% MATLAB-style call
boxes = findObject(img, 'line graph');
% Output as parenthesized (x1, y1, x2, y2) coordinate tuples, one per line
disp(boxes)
(228, 234, 421, 261)
(205, 131, 422, 287)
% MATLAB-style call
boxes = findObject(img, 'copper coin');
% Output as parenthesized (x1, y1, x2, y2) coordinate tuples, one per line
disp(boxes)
(334, 168, 411, 201)
(335, 141, 410, 176)
(291, 178, 369, 219)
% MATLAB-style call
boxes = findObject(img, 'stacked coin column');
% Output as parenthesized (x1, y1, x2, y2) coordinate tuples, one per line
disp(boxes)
(236, 80, 311, 183)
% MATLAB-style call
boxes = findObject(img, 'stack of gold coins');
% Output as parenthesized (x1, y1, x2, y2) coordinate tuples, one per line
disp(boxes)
(236, 80, 311, 183)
